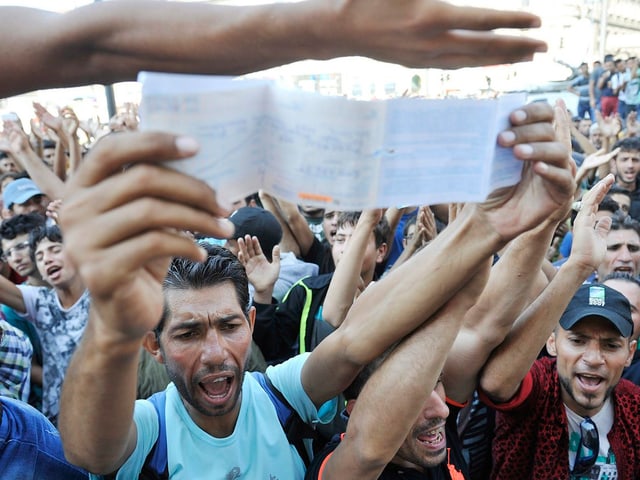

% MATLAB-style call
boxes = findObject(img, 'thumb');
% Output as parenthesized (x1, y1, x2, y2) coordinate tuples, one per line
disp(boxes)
(271, 245, 280, 266)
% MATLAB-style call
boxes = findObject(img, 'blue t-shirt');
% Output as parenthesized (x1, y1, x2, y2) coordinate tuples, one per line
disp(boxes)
(102, 353, 336, 479)
(0, 397, 88, 479)
(571, 76, 590, 101)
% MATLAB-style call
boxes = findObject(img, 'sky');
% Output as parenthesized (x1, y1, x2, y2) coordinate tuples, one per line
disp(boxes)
(0, 0, 90, 10)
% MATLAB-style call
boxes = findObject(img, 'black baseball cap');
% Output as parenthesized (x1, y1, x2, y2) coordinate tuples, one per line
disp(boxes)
(559, 283, 633, 338)
(228, 207, 282, 261)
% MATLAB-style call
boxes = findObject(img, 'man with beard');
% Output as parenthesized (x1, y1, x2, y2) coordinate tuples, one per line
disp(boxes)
(304, 255, 485, 480)
(305, 161, 606, 480)
(610, 138, 640, 221)
(57, 97, 575, 478)
(479, 175, 640, 479)
(595, 213, 640, 282)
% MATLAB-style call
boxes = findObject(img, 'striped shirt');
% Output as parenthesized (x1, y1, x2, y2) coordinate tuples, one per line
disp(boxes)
(0, 318, 33, 402)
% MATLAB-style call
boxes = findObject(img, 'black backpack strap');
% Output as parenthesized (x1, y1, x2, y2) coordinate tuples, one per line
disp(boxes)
(250, 371, 318, 466)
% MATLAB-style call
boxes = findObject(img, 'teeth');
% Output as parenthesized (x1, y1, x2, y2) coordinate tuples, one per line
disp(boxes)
(421, 432, 443, 446)
(578, 374, 601, 386)
(417, 425, 445, 446)
(201, 377, 231, 398)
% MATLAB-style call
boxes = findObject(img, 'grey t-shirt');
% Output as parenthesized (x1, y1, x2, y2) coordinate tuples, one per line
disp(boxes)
(18, 285, 90, 424)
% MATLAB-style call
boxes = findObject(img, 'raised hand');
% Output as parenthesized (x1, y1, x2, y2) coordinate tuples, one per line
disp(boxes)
(595, 110, 622, 138)
(46, 198, 63, 224)
(569, 174, 615, 273)
(122, 102, 140, 131)
(480, 100, 575, 241)
(60, 132, 234, 340)
(33, 101, 62, 132)
(30, 117, 48, 141)
(626, 110, 639, 138)
(0, 122, 32, 157)
(60, 108, 80, 138)
(33, 101, 67, 148)
(237, 234, 280, 301)
(418, 205, 437, 243)
(79, 117, 103, 141)
(335, 0, 546, 69)
(0, 133, 10, 154)
(581, 147, 620, 173)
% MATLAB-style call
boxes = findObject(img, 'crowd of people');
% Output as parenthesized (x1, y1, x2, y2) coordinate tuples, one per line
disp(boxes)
(1, 1, 640, 479)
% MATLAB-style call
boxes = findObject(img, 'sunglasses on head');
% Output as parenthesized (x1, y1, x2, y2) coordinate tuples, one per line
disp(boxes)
(571, 417, 599, 475)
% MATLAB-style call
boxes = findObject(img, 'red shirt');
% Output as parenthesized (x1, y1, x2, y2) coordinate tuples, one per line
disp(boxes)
(480, 357, 640, 480)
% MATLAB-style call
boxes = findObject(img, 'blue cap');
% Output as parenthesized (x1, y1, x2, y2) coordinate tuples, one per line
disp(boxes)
(3, 178, 42, 209)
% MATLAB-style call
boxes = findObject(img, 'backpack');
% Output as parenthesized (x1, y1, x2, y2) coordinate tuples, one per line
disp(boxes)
(134, 371, 318, 480)
(279, 274, 335, 355)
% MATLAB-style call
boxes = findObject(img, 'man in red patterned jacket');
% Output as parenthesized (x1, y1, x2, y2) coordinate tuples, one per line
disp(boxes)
(479, 175, 640, 480)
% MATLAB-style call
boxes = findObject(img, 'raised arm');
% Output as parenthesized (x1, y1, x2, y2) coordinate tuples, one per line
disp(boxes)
(276, 198, 318, 257)
(574, 148, 620, 192)
(321, 210, 383, 329)
(479, 174, 614, 403)
(0, 0, 545, 98)
(237, 234, 280, 304)
(259, 191, 302, 257)
(59, 107, 83, 177)
(302, 100, 576, 407)
(58, 132, 234, 474)
(570, 120, 596, 157)
(443, 220, 556, 403)
(389, 205, 438, 272)
(443, 102, 575, 403)
(2, 125, 66, 201)
(0, 273, 26, 313)
(319, 258, 489, 479)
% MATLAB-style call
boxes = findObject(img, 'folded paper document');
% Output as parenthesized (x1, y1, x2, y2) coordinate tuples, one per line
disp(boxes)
(139, 72, 526, 210)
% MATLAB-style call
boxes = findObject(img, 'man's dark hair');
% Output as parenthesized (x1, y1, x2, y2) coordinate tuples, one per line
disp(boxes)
(336, 211, 391, 248)
(0, 213, 46, 241)
(571, 195, 621, 226)
(402, 215, 418, 238)
(613, 137, 640, 154)
(0, 171, 28, 192)
(602, 271, 640, 289)
(610, 212, 640, 236)
(155, 244, 250, 337)
(28, 224, 63, 263)
(244, 192, 262, 208)
(599, 195, 621, 215)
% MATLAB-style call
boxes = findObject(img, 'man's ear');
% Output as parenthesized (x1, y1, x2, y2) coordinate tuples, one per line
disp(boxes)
(376, 242, 388, 264)
(247, 306, 256, 334)
(345, 399, 357, 416)
(143, 330, 165, 364)
(546, 332, 558, 357)
(626, 340, 637, 367)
